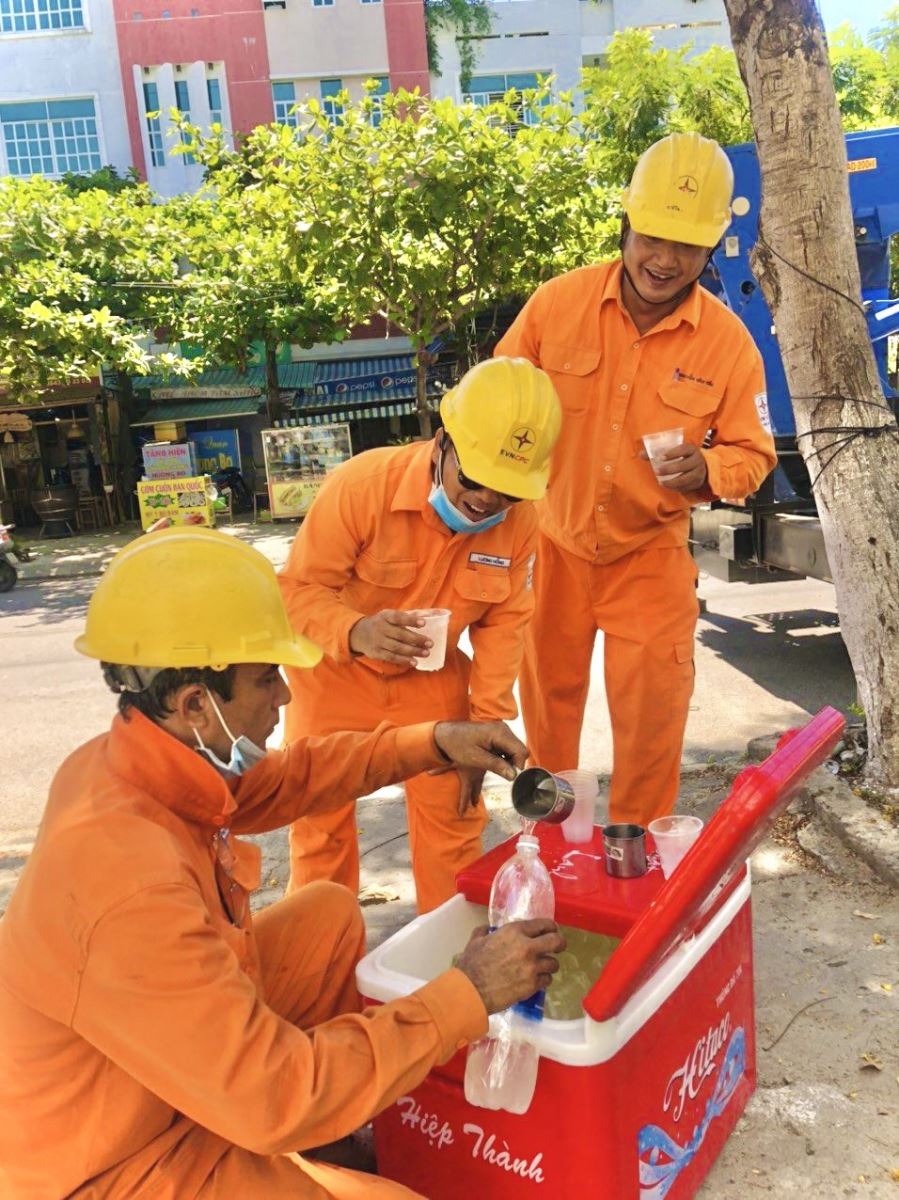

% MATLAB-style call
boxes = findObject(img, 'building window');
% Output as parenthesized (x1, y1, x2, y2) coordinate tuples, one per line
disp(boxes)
(142, 81, 165, 168)
(312, 0, 334, 7)
(0, 97, 100, 176)
(464, 72, 544, 128)
(369, 76, 388, 127)
(272, 81, 298, 128)
(320, 78, 342, 125)
(206, 77, 222, 126)
(360, 0, 381, 4)
(173, 78, 195, 164)
(0, 0, 85, 33)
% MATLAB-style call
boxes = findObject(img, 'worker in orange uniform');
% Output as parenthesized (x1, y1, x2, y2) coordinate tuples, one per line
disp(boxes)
(496, 132, 777, 828)
(0, 528, 564, 1200)
(279, 357, 561, 913)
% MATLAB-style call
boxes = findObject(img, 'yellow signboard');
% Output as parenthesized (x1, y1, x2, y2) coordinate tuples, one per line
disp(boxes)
(269, 478, 324, 519)
(847, 157, 877, 174)
(137, 475, 215, 531)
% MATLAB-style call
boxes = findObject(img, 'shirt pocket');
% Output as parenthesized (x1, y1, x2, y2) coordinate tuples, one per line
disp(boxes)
(351, 553, 418, 609)
(453, 566, 512, 621)
(657, 381, 720, 443)
(540, 342, 601, 414)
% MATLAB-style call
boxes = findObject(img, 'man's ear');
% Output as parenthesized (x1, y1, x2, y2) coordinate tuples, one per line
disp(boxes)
(169, 683, 213, 734)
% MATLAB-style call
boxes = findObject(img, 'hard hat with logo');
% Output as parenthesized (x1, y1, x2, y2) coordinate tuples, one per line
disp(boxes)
(75, 527, 322, 671)
(621, 132, 734, 248)
(439, 357, 562, 501)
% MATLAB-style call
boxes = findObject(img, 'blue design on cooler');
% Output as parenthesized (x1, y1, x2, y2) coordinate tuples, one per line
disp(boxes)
(637, 1027, 746, 1199)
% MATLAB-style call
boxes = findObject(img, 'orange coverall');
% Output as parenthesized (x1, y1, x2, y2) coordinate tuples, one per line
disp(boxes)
(279, 438, 537, 913)
(0, 709, 488, 1200)
(496, 262, 777, 825)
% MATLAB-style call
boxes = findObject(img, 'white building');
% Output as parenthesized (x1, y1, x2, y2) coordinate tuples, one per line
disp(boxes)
(429, 0, 731, 106)
(0, 0, 132, 180)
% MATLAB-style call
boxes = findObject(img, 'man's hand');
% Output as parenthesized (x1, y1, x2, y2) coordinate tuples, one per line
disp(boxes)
(454, 920, 565, 1014)
(433, 720, 527, 782)
(348, 610, 431, 664)
(456, 765, 486, 816)
(646, 442, 708, 493)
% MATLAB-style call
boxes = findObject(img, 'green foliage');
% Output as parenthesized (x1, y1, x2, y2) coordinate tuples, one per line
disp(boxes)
(424, 0, 492, 89)
(59, 165, 141, 195)
(0, 177, 188, 397)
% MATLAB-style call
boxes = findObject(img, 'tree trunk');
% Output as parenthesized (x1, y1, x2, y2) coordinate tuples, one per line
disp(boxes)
(724, 0, 899, 789)
(265, 341, 280, 426)
(415, 347, 434, 440)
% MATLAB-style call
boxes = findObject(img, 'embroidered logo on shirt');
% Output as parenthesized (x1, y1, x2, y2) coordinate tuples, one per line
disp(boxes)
(754, 392, 773, 433)
(469, 553, 512, 569)
(673, 367, 715, 388)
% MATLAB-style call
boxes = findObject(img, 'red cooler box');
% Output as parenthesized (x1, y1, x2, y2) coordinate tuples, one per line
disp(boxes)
(357, 708, 844, 1200)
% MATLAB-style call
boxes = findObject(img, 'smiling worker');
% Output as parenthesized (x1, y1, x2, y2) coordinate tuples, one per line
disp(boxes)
(496, 132, 777, 828)
(278, 357, 561, 913)
(0, 527, 563, 1199)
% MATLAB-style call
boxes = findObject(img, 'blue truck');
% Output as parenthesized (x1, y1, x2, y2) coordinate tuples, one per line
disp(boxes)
(693, 127, 899, 583)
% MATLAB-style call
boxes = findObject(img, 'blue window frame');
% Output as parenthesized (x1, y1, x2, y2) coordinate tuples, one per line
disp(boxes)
(206, 77, 222, 126)
(272, 81, 297, 128)
(0, 0, 85, 33)
(320, 78, 342, 125)
(0, 97, 100, 176)
(173, 78, 195, 163)
(464, 72, 544, 127)
(142, 81, 165, 168)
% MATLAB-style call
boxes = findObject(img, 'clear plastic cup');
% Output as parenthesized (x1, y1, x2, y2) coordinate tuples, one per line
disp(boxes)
(648, 815, 704, 879)
(409, 608, 451, 671)
(557, 769, 600, 845)
(642, 428, 684, 478)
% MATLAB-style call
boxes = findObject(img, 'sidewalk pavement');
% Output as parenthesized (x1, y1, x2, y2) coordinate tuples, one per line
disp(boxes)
(8, 516, 899, 893)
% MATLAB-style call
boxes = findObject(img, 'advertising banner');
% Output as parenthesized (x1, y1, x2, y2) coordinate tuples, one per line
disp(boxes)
(142, 441, 197, 480)
(189, 429, 241, 474)
(137, 475, 215, 530)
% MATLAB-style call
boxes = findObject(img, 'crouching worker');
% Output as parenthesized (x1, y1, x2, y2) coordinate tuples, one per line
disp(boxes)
(0, 527, 564, 1200)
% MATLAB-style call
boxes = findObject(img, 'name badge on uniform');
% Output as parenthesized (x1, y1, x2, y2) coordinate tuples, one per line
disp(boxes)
(469, 552, 511, 569)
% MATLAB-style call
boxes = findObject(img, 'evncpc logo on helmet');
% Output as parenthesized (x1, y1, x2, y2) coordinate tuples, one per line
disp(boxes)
(500, 426, 537, 464)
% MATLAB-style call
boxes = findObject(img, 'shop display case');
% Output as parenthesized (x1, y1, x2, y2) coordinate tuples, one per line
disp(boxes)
(261, 423, 352, 519)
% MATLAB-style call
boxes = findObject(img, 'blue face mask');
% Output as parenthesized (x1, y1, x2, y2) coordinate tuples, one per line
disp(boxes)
(428, 481, 508, 535)
(194, 690, 268, 778)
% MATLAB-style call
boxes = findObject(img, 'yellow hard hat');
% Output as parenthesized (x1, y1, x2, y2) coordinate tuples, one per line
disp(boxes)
(75, 527, 322, 671)
(621, 132, 734, 248)
(439, 357, 562, 501)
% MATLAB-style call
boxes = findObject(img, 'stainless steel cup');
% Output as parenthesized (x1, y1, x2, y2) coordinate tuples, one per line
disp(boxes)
(511, 768, 576, 823)
(602, 823, 647, 878)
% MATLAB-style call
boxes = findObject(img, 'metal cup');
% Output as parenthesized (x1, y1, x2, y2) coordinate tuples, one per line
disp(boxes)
(511, 768, 576, 824)
(602, 823, 647, 878)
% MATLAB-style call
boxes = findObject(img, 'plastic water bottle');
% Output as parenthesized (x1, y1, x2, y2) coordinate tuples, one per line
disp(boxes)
(464, 834, 555, 1115)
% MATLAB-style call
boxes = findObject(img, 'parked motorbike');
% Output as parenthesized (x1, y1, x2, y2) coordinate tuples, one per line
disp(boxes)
(0, 524, 19, 592)
(210, 467, 251, 512)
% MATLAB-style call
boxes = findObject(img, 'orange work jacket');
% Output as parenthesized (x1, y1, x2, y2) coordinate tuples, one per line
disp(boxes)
(496, 262, 777, 565)
(0, 710, 487, 1199)
(278, 438, 538, 721)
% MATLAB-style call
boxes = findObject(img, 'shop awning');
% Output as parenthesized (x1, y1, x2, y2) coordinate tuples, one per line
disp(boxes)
(131, 398, 264, 427)
(132, 362, 317, 394)
(310, 355, 417, 399)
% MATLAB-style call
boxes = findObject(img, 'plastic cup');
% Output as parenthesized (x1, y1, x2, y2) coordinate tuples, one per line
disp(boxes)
(557, 769, 600, 845)
(642, 428, 684, 478)
(409, 608, 451, 671)
(648, 815, 704, 879)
